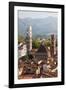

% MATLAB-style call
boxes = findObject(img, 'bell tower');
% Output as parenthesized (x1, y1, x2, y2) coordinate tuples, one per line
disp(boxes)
(50, 34, 54, 57)
(26, 25, 32, 53)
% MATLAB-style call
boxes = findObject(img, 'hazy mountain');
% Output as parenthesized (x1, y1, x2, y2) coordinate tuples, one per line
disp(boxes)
(18, 16, 57, 38)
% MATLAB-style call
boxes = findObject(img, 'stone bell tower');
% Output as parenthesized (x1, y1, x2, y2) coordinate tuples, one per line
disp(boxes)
(26, 25, 32, 52)
(50, 34, 54, 57)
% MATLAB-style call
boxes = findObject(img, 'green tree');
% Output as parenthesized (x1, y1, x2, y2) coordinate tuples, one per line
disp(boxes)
(32, 39, 40, 49)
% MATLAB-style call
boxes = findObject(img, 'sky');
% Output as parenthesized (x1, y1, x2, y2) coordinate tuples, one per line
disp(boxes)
(18, 10, 58, 37)
(18, 10, 58, 19)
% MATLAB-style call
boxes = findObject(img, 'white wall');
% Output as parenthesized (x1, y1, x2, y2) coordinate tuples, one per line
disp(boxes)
(0, 0, 66, 90)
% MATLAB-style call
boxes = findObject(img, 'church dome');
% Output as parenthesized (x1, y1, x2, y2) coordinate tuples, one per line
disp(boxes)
(37, 45, 46, 53)
(37, 43, 48, 54)
(35, 43, 48, 60)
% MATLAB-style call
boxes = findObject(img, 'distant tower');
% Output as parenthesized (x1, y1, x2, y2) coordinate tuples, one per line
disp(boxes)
(54, 38, 56, 55)
(26, 25, 32, 53)
(50, 34, 54, 57)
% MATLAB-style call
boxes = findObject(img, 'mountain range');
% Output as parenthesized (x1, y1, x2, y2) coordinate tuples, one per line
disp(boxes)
(18, 16, 57, 38)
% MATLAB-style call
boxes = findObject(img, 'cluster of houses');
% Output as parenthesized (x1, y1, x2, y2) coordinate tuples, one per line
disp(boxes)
(18, 25, 57, 79)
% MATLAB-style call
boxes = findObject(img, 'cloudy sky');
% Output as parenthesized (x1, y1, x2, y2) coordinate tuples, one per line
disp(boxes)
(18, 10, 58, 37)
(18, 10, 58, 19)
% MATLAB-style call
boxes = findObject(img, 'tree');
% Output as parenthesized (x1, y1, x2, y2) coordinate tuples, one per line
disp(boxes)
(32, 39, 40, 49)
